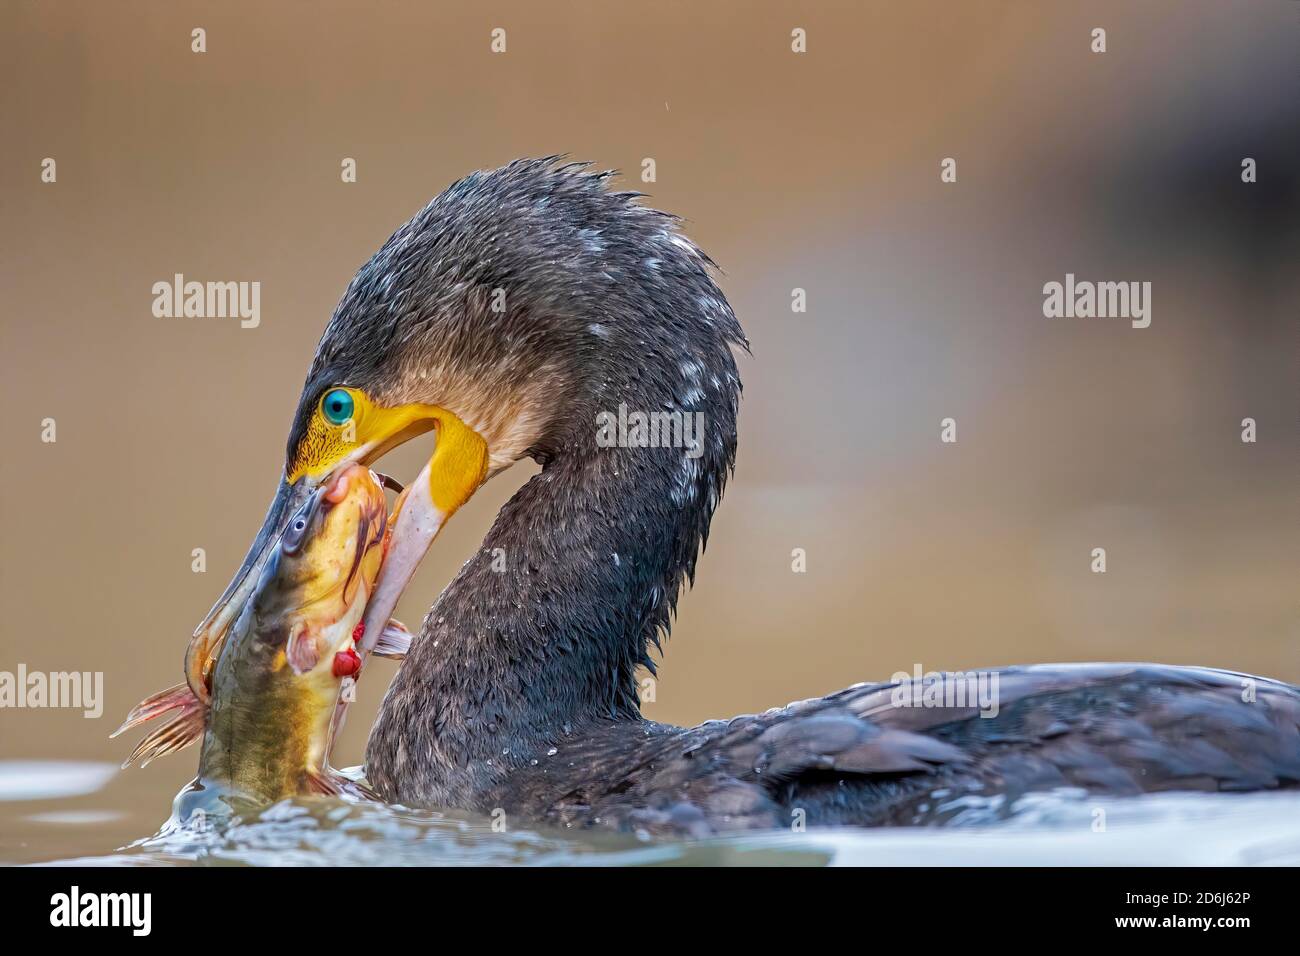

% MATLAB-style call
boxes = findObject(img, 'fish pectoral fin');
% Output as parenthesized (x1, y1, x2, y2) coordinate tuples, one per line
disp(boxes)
(111, 681, 200, 739)
(371, 619, 412, 660)
(286, 621, 321, 674)
(115, 686, 206, 769)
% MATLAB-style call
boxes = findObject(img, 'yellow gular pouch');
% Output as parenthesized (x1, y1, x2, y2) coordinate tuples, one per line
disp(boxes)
(425, 411, 489, 513)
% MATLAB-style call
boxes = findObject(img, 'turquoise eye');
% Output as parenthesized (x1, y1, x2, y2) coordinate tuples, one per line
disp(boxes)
(322, 389, 354, 425)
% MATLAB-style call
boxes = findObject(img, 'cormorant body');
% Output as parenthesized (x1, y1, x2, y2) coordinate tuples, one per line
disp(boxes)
(262, 159, 1300, 835)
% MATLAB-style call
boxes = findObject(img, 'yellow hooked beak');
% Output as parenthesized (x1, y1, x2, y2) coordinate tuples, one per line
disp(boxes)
(188, 388, 488, 700)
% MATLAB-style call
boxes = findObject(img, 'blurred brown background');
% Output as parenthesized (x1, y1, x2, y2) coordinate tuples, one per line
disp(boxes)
(1, 0, 1297, 837)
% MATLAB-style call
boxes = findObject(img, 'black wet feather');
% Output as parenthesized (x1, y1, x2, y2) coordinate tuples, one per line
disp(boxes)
(287, 159, 1299, 834)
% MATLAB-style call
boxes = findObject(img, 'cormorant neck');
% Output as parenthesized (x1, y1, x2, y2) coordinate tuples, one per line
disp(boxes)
(357, 158, 749, 807)
(366, 369, 740, 807)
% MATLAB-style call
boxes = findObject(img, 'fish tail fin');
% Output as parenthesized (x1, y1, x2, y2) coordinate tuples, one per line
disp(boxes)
(112, 682, 206, 768)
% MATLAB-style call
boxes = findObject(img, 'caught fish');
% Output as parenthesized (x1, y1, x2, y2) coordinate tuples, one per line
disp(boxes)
(113, 464, 410, 804)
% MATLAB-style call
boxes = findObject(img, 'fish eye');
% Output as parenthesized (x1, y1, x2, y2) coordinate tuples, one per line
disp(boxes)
(321, 388, 355, 426)
(282, 504, 314, 554)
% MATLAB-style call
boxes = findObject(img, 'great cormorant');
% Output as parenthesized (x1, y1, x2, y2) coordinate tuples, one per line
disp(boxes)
(187, 158, 1300, 836)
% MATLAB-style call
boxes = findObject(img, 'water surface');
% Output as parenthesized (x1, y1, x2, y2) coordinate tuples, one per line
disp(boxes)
(4, 760, 1298, 867)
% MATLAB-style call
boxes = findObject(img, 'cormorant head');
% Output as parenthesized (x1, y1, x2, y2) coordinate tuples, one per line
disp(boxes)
(188, 157, 747, 696)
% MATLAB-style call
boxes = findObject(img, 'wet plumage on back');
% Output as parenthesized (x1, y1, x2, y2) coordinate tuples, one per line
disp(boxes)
(377, 663, 1300, 837)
